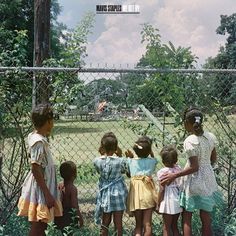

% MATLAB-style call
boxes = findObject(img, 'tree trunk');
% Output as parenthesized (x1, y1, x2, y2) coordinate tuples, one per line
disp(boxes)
(33, 0, 51, 106)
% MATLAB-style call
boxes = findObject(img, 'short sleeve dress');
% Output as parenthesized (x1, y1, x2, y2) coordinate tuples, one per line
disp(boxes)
(127, 157, 158, 213)
(93, 156, 128, 224)
(157, 165, 182, 215)
(18, 132, 62, 223)
(180, 131, 221, 212)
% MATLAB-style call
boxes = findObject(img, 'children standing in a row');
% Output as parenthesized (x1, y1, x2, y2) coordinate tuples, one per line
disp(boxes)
(18, 104, 220, 236)
(94, 107, 220, 236)
(94, 134, 158, 236)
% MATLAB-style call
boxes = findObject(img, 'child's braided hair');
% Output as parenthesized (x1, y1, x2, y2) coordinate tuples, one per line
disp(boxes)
(183, 107, 204, 135)
(133, 136, 152, 158)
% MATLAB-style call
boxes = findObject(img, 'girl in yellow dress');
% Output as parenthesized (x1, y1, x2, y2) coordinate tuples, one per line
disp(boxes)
(125, 136, 158, 236)
(18, 104, 62, 236)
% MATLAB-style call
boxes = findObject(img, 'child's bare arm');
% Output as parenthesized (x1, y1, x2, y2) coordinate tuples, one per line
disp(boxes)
(211, 148, 217, 165)
(161, 156, 199, 185)
(157, 186, 164, 207)
(71, 186, 84, 227)
(155, 171, 166, 213)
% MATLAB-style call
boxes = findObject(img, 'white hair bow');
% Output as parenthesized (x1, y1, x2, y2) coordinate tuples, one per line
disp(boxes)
(134, 143, 143, 149)
(195, 116, 201, 123)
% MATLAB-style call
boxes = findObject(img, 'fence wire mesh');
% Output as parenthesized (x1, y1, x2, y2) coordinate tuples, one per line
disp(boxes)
(0, 67, 235, 235)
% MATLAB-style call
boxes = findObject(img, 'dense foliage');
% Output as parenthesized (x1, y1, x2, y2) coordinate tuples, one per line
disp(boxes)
(204, 13, 236, 106)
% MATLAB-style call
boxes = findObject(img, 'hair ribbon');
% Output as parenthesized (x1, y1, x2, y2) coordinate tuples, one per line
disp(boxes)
(195, 116, 201, 123)
(134, 143, 143, 149)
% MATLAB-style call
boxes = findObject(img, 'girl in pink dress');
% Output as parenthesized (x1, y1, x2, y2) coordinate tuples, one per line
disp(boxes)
(156, 145, 182, 236)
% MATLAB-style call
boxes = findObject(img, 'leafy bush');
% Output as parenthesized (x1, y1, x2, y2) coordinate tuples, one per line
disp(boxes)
(0, 212, 29, 236)
(224, 209, 236, 236)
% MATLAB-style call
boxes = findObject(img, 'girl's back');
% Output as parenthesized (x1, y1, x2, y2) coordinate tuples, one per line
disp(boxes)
(127, 157, 157, 176)
(157, 165, 182, 215)
(94, 156, 127, 181)
(184, 131, 216, 165)
(157, 165, 181, 187)
(93, 155, 128, 225)
(127, 157, 158, 214)
(94, 133, 128, 235)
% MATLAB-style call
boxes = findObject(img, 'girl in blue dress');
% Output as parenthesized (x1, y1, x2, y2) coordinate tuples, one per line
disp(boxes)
(125, 136, 158, 236)
(94, 132, 128, 236)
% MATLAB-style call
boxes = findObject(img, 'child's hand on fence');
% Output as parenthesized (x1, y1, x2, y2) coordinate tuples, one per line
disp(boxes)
(125, 149, 134, 158)
(98, 146, 105, 155)
(150, 149, 154, 157)
(115, 146, 122, 157)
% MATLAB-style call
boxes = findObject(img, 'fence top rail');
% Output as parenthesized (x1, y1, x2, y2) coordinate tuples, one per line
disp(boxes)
(1, 66, 236, 74)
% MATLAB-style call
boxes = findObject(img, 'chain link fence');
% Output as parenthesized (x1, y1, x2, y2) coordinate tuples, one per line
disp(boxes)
(0, 66, 235, 235)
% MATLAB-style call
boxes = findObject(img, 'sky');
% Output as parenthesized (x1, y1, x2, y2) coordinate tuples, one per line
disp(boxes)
(57, 0, 235, 68)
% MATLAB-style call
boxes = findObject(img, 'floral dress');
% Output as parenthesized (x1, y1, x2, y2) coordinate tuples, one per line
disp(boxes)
(180, 131, 221, 212)
(18, 132, 62, 223)
(93, 156, 128, 224)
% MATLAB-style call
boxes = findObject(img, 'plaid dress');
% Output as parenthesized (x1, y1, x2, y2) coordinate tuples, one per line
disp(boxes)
(93, 156, 128, 224)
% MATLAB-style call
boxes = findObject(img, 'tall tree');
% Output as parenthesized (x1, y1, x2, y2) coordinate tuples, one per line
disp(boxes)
(0, 0, 63, 222)
(123, 24, 197, 112)
(204, 13, 236, 105)
(45, 12, 95, 113)
(34, 0, 51, 104)
(0, 0, 63, 66)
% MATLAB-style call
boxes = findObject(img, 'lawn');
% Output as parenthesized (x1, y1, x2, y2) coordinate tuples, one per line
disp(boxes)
(51, 114, 236, 167)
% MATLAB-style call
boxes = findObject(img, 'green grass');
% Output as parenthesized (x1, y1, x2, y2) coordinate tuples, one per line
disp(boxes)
(51, 114, 236, 168)
(51, 119, 161, 165)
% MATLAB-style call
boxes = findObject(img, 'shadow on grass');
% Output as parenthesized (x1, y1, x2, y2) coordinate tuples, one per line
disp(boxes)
(53, 126, 102, 135)
(55, 118, 86, 124)
(80, 196, 96, 204)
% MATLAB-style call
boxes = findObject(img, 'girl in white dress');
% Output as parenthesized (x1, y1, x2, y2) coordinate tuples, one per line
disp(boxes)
(18, 104, 62, 236)
(161, 107, 221, 236)
(157, 145, 182, 236)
